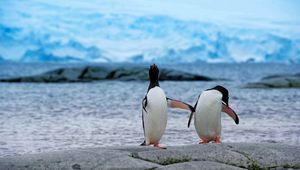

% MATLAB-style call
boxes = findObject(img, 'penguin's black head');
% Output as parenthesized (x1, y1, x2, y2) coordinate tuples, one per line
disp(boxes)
(210, 85, 229, 106)
(149, 64, 159, 83)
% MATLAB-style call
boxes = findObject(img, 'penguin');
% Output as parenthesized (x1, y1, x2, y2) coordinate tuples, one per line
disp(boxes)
(141, 64, 194, 148)
(187, 85, 239, 143)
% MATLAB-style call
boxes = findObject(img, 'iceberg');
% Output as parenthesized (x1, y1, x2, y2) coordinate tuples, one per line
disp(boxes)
(0, 0, 299, 63)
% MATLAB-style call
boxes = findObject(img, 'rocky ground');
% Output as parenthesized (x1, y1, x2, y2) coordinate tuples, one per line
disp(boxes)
(244, 73, 300, 88)
(0, 143, 299, 170)
(0, 66, 214, 83)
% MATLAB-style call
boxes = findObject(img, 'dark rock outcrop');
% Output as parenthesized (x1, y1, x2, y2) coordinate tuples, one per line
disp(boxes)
(0, 66, 214, 83)
(244, 73, 300, 88)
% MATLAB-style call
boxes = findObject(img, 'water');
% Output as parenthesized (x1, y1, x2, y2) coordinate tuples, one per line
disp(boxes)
(0, 63, 300, 157)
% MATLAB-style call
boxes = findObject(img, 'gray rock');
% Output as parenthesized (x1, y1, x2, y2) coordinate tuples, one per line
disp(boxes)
(225, 143, 300, 169)
(134, 144, 250, 168)
(0, 66, 214, 83)
(160, 68, 212, 81)
(111, 145, 162, 153)
(79, 66, 112, 80)
(0, 148, 161, 170)
(244, 73, 300, 88)
(0, 143, 298, 170)
(109, 67, 148, 80)
(43, 68, 85, 82)
(243, 82, 270, 88)
(156, 161, 245, 170)
(261, 77, 291, 88)
(287, 76, 300, 87)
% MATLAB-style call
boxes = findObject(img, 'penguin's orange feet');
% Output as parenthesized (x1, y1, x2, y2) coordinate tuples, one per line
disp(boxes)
(199, 137, 209, 144)
(213, 136, 221, 144)
(154, 143, 167, 149)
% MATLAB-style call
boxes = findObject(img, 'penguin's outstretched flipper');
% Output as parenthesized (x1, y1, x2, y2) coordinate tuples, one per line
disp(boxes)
(167, 97, 195, 128)
(166, 97, 194, 112)
(222, 103, 239, 124)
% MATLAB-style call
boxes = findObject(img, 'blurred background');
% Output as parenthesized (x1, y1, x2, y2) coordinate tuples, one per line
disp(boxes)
(1, 0, 300, 63)
(0, 0, 299, 156)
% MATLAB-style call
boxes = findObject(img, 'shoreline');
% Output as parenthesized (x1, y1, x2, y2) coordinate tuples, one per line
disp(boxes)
(0, 143, 299, 170)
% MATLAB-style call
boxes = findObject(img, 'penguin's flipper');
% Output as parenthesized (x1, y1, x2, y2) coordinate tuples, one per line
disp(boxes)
(166, 97, 195, 112)
(142, 96, 147, 113)
(222, 103, 239, 124)
(142, 108, 145, 135)
(193, 95, 200, 110)
(141, 96, 147, 140)
(167, 97, 195, 128)
(187, 111, 194, 128)
(188, 95, 200, 128)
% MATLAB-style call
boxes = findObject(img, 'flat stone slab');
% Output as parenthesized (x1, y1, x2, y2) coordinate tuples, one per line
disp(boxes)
(156, 161, 245, 170)
(226, 143, 300, 168)
(244, 73, 300, 88)
(0, 65, 215, 83)
(0, 143, 299, 170)
(0, 147, 161, 170)
(134, 144, 250, 168)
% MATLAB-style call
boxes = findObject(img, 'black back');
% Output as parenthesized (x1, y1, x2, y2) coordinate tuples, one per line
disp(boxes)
(207, 85, 229, 106)
(148, 64, 160, 91)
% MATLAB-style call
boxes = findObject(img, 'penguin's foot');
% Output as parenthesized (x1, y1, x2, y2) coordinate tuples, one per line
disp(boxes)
(199, 137, 209, 144)
(213, 137, 221, 144)
(154, 144, 167, 149)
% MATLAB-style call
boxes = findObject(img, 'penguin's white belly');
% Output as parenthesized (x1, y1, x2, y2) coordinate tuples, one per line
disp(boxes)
(194, 90, 222, 140)
(143, 87, 168, 145)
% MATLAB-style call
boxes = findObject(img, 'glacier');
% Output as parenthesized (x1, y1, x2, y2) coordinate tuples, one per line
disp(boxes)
(0, 0, 300, 63)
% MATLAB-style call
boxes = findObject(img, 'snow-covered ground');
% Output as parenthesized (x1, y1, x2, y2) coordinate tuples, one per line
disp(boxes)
(0, 0, 300, 63)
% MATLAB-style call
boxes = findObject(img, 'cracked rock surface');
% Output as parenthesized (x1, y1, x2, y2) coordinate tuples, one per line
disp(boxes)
(244, 73, 300, 88)
(0, 143, 299, 170)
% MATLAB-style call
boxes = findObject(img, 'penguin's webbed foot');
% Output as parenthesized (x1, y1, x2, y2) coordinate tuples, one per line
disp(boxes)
(213, 137, 221, 144)
(199, 136, 221, 144)
(154, 143, 167, 149)
(199, 137, 209, 144)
